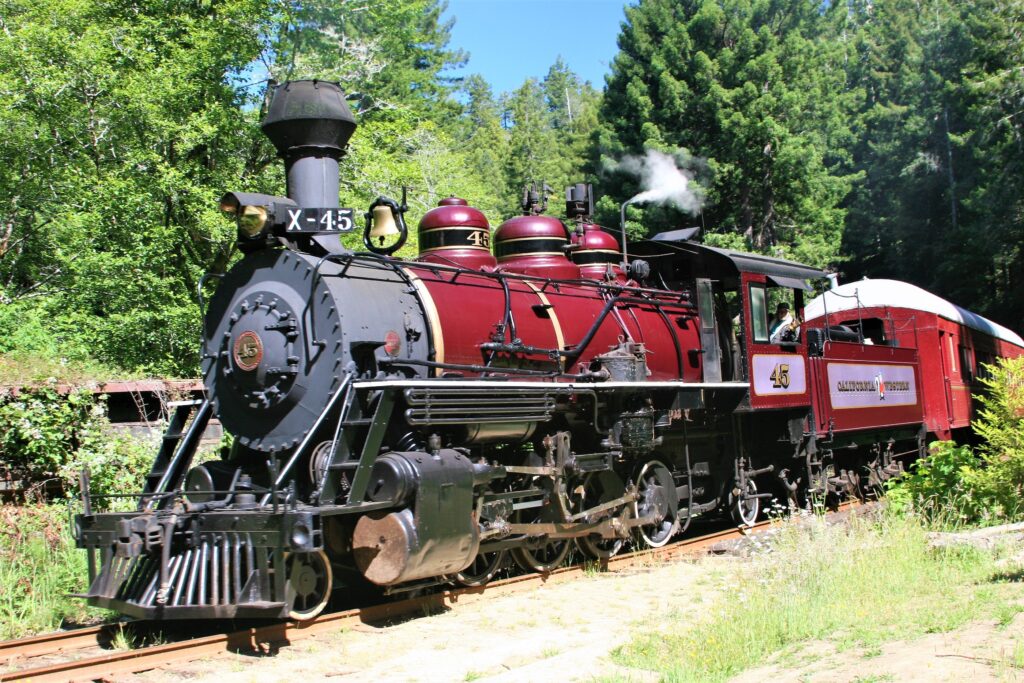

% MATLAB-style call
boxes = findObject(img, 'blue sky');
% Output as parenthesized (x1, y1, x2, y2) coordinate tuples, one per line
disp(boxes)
(442, 1, 628, 95)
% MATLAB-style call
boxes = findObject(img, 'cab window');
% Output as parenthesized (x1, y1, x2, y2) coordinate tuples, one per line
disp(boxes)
(749, 284, 769, 342)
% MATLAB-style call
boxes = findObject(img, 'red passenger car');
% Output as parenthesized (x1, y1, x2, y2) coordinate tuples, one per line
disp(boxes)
(805, 279, 1024, 441)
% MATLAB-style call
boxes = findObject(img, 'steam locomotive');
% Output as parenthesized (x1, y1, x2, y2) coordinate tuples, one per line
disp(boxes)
(73, 80, 1024, 621)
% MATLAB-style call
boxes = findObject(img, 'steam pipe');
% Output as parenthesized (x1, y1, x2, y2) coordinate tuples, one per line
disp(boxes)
(620, 199, 635, 269)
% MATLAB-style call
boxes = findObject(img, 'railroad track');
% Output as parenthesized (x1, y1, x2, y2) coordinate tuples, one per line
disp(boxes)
(0, 626, 112, 664)
(0, 505, 867, 682)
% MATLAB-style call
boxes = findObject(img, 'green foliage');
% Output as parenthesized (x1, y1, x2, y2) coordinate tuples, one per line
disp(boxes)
(0, 505, 109, 638)
(0, 388, 94, 486)
(595, 0, 857, 268)
(0, 388, 153, 504)
(271, 0, 465, 125)
(0, 0, 272, 375)
(888, 356, 1024, 523)
(0, 0, 485, 375)
(63, 421, 156, 507)
(840, 0, 1023, 330)
(613, 515, 1015, 682)
(969, 356, 1024, 517)
(886, 440, 981, 523)
(499, 59, 602, 213)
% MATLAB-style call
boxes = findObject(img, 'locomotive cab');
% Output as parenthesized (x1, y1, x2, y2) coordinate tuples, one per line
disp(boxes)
(632, 232, 826, 395)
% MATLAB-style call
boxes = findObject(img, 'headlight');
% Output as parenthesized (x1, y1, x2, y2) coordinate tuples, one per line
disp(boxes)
(218, 192, 294, 246)
(237, 205, 269, 238)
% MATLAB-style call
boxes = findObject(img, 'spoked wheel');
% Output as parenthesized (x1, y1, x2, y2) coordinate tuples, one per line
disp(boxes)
(576, 533, 624, 560)
(512, 539, 570, 573)
(455, 549, 507, 587)
(509, 475, 571, 573)
(728, 478, 760, 527)
(284, 549, 333, 621)
(575, 470, 629, 560)
(633, 460, 679, 548)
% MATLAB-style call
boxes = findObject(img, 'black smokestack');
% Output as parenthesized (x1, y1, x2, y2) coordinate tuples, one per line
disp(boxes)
(261, 80, 357, 208)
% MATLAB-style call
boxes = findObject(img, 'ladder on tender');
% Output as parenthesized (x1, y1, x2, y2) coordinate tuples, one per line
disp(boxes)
(139, 399, 213, 511)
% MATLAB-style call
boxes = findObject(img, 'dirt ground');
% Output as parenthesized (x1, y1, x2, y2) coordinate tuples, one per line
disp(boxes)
(126, 556, 722, 683)
(126, 548, 1024, 683)
(733, 615, 1024, 683)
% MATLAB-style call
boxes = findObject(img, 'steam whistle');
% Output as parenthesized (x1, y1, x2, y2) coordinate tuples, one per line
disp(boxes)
(565, 183, 594, 223)
(521, 182, 551, 215)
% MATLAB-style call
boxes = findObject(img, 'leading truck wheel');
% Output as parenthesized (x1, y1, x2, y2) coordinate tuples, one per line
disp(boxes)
(284, 550, 332, 621)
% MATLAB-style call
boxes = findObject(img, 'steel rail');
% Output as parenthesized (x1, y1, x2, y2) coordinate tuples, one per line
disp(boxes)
(1, 502, 864, 682)
(0, 625, 111, 662)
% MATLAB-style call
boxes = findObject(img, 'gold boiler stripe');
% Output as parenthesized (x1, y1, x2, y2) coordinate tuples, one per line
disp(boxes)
(419, 225, 490, 232)
(419, 244, 489, 253)
(496, 252, 563, 261)
(400, 268, 445, 374)
(524, 281, 566, 353)
(496, 236, 567, 243)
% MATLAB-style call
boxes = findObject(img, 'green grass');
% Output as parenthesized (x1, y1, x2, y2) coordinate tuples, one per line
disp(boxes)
(109, 622, 136, 650)
(611, 513, 1022, 682)
(0, 505, 113, 638)
(1012, 641, 1024, 669)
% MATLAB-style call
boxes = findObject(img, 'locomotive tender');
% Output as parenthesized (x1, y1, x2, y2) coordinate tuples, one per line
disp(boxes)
(74, 80, 1024, 620)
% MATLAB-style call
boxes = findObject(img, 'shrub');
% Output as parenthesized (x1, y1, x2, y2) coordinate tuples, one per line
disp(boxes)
(0, 387, 154, 506)
(0, 387, 94, 490)
(63, 423, 156, 507)
(887, 355, 1024, 524)
(968, 355, 1024, 519)
(886, 440, 982, 525)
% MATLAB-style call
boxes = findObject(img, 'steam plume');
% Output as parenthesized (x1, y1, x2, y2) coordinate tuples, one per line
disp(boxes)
(616, 149, 705, 214)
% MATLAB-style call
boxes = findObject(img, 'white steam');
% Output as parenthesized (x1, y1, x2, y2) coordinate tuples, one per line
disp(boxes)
(616, 149, 705, 214)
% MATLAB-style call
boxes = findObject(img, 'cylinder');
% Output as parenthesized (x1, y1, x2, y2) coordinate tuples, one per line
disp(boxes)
(351, 450, 480, 585)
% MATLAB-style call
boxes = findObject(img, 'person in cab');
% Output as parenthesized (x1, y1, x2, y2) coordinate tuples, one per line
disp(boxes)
(769, 302, 797, 343)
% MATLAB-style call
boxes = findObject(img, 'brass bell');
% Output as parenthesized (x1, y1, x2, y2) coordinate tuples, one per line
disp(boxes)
(369, 204, 400, 244)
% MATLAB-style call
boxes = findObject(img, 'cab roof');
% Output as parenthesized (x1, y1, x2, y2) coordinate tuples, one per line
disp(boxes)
(632, 234, 826, 290)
